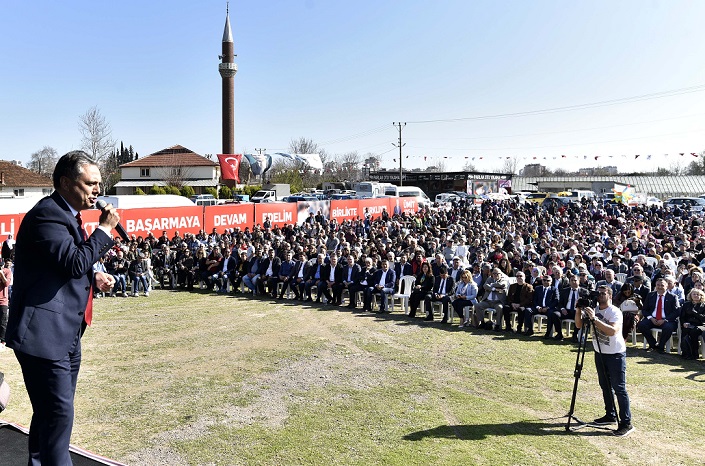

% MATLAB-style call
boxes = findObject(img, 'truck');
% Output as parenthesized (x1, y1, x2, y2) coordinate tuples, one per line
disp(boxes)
(250, 183, 291, 203)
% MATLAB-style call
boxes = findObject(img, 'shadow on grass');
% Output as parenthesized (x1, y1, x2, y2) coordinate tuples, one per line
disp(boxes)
(403, 417, 614, 441)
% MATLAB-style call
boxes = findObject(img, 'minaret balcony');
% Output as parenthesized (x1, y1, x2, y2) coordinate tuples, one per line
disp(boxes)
(219, 62, 238, 78)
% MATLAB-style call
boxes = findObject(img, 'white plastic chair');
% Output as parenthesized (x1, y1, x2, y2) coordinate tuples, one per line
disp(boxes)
(533, 314, 548, 333)
(615, 273, 627, 283)
(393, 276, 416, 315)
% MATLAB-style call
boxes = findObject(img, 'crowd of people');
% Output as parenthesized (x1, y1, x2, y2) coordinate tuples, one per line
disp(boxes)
(3, 195, 705, 361)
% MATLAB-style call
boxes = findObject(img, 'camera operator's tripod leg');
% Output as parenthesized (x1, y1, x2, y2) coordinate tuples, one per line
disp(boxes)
(565, 320, 590, 431)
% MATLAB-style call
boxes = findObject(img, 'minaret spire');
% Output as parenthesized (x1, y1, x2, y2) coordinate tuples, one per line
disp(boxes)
(219, 4, 237, 155)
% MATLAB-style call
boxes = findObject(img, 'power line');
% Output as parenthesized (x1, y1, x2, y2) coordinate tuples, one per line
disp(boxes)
(404, 127, 705, 152)
(406, 84, 705, 124)
(404, 113, 705, 141)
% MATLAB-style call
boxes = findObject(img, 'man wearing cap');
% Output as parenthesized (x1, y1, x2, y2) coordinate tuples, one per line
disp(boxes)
(608, 255, 629, 275)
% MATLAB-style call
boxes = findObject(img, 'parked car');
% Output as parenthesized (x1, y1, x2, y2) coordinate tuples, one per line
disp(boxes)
(525, 192, 550, 205)
(645, 197, 663, 208)
(665, 197, 705, 212)
(329, 193, 357, 200)
(285, 195, 318, 203)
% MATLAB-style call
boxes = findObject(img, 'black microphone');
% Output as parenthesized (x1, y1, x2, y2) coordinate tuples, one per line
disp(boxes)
(95, 199, 130, 242)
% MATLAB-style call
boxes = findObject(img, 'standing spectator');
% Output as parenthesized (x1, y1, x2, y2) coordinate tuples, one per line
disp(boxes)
(575, 285, 634, 437)
(1, 234, 15, 261)
(0, 259, 12, 351)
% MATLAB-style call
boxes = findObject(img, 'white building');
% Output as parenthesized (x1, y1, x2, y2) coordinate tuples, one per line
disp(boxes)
(113, 145, 219, 195)
(0, 160, 53, 199)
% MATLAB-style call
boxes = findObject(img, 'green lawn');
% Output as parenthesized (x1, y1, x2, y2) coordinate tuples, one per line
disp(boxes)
(1, 290, 703, 465)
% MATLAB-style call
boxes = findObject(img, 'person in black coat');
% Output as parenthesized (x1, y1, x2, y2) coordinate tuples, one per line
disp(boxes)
(679, 288, 705, 359)
(318, 255, 344, 304)
(335, 255, 361, 306)
(637, 278, 681, 352)
(423, 265, 455, 323)
(546, 275, 588, 340)
(409, 262, 434, 318)
(257, 248, 282, 296)
(524, 275, 559, 335)
(348, 257, 376, 309)
(288, 252, 311, 300)
(6, 152, 118, 464)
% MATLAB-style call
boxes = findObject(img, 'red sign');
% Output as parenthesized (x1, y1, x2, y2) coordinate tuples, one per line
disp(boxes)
(204, 203, 255, 231)
(119, 206, 203, 237)
(358, 198, 393, 219)
(0, 214, 21, 241)
(330, 200, 360, 222)
(254, 203, 297, 227)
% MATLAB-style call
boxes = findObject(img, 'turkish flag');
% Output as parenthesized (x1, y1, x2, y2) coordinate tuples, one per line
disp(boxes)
(217, 154, 242, 182)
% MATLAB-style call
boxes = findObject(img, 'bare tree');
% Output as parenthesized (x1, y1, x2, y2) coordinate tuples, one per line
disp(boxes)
(28, 146, 58, 178)
(79, 106, 116, 193)
(335, 151, 362, 181)
(462, 160, 476, 172)
(157, 155, 194, 189)
(500, 155, 520, 175)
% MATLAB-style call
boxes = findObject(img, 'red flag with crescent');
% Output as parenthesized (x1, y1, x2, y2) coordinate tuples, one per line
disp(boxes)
(217, 154, 242, 182)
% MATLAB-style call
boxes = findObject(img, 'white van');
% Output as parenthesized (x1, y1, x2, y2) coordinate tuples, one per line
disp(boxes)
(190, 194, 218, 207)
(385, 185, 432, 208)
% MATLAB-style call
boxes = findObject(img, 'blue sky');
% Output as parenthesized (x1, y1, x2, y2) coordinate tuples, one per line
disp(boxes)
(2, 0, 704, 174)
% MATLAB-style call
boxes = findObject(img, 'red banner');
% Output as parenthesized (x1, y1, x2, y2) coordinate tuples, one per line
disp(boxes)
(204, 203, 255, 231)
(358, 198, 393, 219)
(254, 203, 297, 227)
(330, 200, 360, 222)
(119, 206, 203, 238)
(394, 197, 418, 215)
(0, 214, 22, 242)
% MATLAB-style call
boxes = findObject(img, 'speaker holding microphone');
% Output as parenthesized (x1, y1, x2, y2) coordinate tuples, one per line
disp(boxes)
(95, 199, 130, 242)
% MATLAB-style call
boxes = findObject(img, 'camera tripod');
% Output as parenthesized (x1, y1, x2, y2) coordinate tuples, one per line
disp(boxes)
(564, 317, 615, 432)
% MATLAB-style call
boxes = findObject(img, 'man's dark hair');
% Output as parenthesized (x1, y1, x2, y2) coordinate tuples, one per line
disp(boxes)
(438, 265, 448, 274)
(52, 150, 97, 189)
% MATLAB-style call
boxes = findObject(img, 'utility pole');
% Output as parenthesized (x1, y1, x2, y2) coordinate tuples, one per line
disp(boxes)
(392, 122, 406, 186)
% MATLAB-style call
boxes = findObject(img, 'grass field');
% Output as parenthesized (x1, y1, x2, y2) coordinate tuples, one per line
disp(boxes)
(1, 290, 704, 465)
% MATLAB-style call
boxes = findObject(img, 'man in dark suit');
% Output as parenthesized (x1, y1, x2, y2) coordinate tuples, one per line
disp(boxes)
(304, 254, 326, 302)
(257, 248, 281, 296)
(546, 275, 588, 340)
(6, 151, 119, 465)
(502, 271, 534, 332)
(288, 252, 310, 300)
(448, 256, 465, 283)
(637, 278, 680, 353)
(276, 251, 296, 299)
(335, 255, 361, 307)
(318, 254, 343, 304)
(423, 265, 455, 323)
(524, 275, 559, 335)
(348, 257, 375, 310)
(363, 258, 397, 313)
